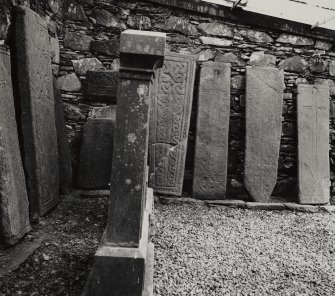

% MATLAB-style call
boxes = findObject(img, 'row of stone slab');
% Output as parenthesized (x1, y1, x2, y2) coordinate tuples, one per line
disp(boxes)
(0, 6, 72, 246)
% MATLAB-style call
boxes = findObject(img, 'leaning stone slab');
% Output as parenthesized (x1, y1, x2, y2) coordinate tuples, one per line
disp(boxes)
(77, 119, 115, 189)
(149, 52, 196, 196)
(15, 6, 59, 219)
(0, 47, 31, 246)
(244, 66, 284, 202)
(193, 62, 230, 199)
(297, 84, 330, 204)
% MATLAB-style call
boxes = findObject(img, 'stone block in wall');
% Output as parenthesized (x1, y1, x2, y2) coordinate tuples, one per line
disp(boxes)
(309, 56, 327, 73)
(155, 16, 197, 35)
(127, 15, 151, 30)
(50, 34, 60, 64)
(48, 0, 60, 14)
(63, 30, 93, 51)
(0, 7, 9, 41)
(215, 52, 245, 66)
(90, 39, 119, 56)
(15, 6, 59, 219)
(72, 58, 104, 76)
(314, 78, 335, 96)
(56, 73, 82, 92)
(197, 49, 215, 62)
(330, 99, 335, 119)
(236, 28, 273, 43)
(247, 51, 276, 66)
(94, 8, 125, 29)
(89, 105, 116, 120)
(64, 3, 87, 21)
(276, 33, 314, 46)
(279, 56, 308, 73)
(329, 60, 335, 76)
(85, 70, 118, 102)
(197, 22, 234, 38)
(200, 36, 232, 47)
(315, 40, 333, 51)
(231, 75, 245, 90)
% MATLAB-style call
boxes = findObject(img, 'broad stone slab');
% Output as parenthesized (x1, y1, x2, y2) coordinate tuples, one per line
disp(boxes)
(193, 62, 231, 199)
(297, 84, 330, 204)
(85, 70, 118, 102)
(149, 53, 196, 196)
(0, 47, 31, 246)
(244, 66, 284, 202)
(77, 119, 114, 189)
(15, 6, 59, 219)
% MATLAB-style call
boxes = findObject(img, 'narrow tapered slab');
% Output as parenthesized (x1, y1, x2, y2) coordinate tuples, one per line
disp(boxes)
(193, 62, 231, 199)
(244, 66, 284, 202)
(297, 84, 330, 204)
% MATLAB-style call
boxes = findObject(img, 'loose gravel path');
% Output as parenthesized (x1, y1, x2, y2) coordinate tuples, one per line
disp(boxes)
(153, 203, 335, 296)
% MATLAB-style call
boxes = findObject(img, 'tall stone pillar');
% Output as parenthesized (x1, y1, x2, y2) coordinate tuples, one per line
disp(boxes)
(82, 30, 166, 296)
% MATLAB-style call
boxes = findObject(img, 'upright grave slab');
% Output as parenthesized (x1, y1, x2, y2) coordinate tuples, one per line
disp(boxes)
(297, 84, 330, 204)
(244, 66, 284, 202)
(149, 52, 196, 196)
(82, 30, 166, 296)
(15, 6, 59, 219)
(193, 62, 231, 199)
(0, 47, 31, 246)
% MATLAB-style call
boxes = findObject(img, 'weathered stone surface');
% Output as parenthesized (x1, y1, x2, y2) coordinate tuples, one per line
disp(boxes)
(196, 49, 215, 62)
(199, 36, 232, 47)
(90, 39, 119, 56)
(89, 105, 116, 120)
(197, 22, 234, 38)
(309, 56, 327, 73)
(48, 0, 60, 14)
(72, 58, 104, 76)
(215, 52, 245, 66)
(56, 73, 82, 91)
(49, 34, 60, 64)
(149, 53, 196, 196)
(248, 51, 276, 66)
(244, 66, 284, 202)
(314, 78, 335, 96)
(238, 29, 273, 43)
(279, 56, 308, 73)
(315, 40, 333, 51)
(276, 33, 314, 46)
(231, 75, 245, 90)
(15, 6, 59, 219)
(297, 84, 330, 204)
(0, 47, 31, 246)
(64, 3, 87, 21)
(77, 119, 114, 189)
(329, 60, 335, 76)
(0, 6, 9, 40)
(193, 62, 230, 199)
(155, 16, 197, 35)
(63, 30, 93, 51)
(85, 70, 118, 102)
(94, 9, 125, 29)
(127, 15, 151, 30)
(53, 81, 72, 194)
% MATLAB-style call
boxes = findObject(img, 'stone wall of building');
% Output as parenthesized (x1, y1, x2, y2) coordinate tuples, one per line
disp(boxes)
(2, 0, 335, 196)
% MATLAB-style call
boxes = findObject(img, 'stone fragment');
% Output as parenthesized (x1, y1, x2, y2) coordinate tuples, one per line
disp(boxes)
(64, 103, 84, 121)
(89, 105, 117, 120)
(197, 22, 234, 38)
(237, 28, 273, 43)
(72, 57, 104, 76)
(244, 66, 284, 202)
(155, 16, 197, 35)
(77, 119, 115, 189)
(15, 6, 59, 219)
(199, 36, 232, 47)
(149, 53, 196, 196)
(0, 47, 31, 246)
(127, 15, 151, 30)
(278, 56, 308, 73)
(64, 3, 87, 21)
(196, 49, 215, 62)
(329, 60, 335, 76)
(314, 78, 335, 96)
(297, 84, 330, 204)
(49, 34, 60, 64)
(85, 70, 118, 102)
(56, 73, 82, 92)
(48, 0, 60, 14)
(248, 51, 276, 66)
(53, 81, 72, 194)
(231, 75, 245, 90)
(90, 39, 119, 56)
(309, 56, 327, 73)
(215, 52, 245, 66)
(193, 62, 230, 199)
(276, 33, 314, 46)
(315, 40, 333, 51)
(94, 9, 125, 29)
(63, 30, 93, 51)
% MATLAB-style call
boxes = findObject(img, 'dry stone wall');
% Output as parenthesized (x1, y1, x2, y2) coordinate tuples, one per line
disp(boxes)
(2, 0, 335, 198)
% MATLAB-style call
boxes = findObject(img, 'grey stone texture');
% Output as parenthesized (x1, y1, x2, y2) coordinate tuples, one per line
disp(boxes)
(155, 16, 197, 35)
(276, 33, 314, 46)
(200, 36, 232, 47)
(248, 51, 276, 66)
(63, 31, 93, 51)
(244, 66, 284, 202)
(193, 62, 231, 199)
(0, 47, 31, 246)
(197, 22, 234, 38)
(297, 84, 330, 205)
(72, 58, 104, 76)
(15, 6, 59, 219)
(149, 53, 196, 196)
(215, 52, 245, 66)
(90, 39, 119, 56)
(279, 56, 308, 73)
(56, 73, 82, 92)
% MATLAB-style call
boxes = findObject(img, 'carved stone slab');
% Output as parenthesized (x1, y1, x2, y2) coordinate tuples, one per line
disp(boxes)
(15, 6, 59, 219)
(77, 119, 115, 189)
(297, 84, 330, 204)
(149, 52, 196, 196)
(85, 70, 118, 102)
(0, 47, 31, 246)
(193, 62, 231, 199)
(244, 66, 284, 202)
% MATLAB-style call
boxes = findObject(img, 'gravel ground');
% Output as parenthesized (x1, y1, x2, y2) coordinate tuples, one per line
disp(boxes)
(153, 203, 335, 296)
